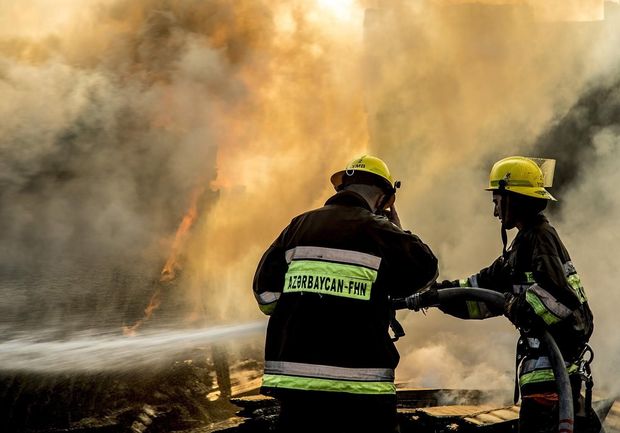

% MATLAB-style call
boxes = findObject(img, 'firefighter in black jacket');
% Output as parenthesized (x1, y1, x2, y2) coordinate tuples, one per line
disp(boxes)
(434, 156, 597, 433)
(253, 155, 438, 433)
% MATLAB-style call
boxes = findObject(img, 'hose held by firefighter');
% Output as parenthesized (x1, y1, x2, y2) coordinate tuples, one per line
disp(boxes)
(252, 155, 438, 433)
(401, 156, 599, 433)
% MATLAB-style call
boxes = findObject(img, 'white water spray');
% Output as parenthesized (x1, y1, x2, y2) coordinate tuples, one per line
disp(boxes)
(0, 321, 266, 373)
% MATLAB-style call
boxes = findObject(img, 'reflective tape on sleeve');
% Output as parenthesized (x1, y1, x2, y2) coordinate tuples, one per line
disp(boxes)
(567, 274, 587, 303)
(526, 285, 572, 325)
(285, 246, 381, 270)
(563, 261, 588, 303)
(255, 291, 281, 305)
(254, 291, 280, 315)
(258, 302, 277, 315)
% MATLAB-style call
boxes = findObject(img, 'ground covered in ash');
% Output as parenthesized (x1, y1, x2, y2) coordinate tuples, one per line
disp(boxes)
(0, 349, 262, 433)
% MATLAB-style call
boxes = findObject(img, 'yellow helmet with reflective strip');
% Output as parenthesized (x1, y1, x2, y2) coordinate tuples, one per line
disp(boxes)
(487, 156, 556, 201)
(330, 155, 396, 192)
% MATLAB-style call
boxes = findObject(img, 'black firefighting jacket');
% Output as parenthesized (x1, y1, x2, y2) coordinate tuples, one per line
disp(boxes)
(440, 213, 593, 395)
(253, 190, 438, 397)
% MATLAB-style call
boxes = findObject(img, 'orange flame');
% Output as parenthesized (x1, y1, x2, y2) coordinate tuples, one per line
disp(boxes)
(123, 186, 205, 336)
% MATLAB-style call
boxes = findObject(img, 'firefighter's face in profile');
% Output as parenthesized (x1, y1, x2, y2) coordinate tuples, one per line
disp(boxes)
(493, 192, 517, 229)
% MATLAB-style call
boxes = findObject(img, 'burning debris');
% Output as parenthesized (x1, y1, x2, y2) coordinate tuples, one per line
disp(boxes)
(123, 186, 207, 336)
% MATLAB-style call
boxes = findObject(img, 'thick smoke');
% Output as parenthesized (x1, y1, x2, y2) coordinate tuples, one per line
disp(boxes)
(1, 0, 619, 398)
(0, 0, 367, 335)
(361, 0, 620, 396)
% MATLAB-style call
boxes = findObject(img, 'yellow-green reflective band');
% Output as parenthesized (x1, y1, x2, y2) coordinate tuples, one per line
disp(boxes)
(519, 364, 579, 387)
(284, 260, 377, 300)
(524, 272, 535, 283)
(526, 291, 562, 325)
(262, 374, 396, 395)
(466, 301, 482, 319)
(490, 179, 535, 187)
(259, 302, 277, 315)
(567, 274, 587, 303)
(459, 278, 471, 287)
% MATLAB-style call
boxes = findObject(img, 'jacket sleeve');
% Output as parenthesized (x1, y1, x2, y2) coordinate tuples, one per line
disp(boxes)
(378, 221, 439, 299)
(252, 225, 290, 315)
(438, 257, 506, 320)
(518, 229, 581, 327)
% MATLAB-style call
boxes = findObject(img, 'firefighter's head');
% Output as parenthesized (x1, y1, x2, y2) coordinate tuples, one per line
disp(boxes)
(487, 156, 556, 229)
(331, 155, 401, 213)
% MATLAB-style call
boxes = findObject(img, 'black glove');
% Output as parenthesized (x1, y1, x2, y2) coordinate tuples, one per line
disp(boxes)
(504, 293, 540, 330)
(405, 286, 439, 311)
(504, 293, 519, 325)
(431, 279, 457, 290)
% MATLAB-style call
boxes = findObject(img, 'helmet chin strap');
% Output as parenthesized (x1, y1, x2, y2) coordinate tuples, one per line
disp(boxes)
(501, 222, 509, 259)
(499, 180, 509, 259)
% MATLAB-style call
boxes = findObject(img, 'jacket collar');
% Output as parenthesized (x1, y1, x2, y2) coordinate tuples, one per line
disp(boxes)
(519, 212, 549, 230)
(325, 190, 373, 212)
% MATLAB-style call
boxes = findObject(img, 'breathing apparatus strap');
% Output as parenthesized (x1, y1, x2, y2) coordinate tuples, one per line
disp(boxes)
(501, 225, 509, 259)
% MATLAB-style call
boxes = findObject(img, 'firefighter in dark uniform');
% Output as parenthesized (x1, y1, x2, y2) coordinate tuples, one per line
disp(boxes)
(253, 155, 438, 433)
(434, 156, 598, 432)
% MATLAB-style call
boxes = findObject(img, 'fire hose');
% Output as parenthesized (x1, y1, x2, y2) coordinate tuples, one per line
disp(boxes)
(392, 287, 575, 433)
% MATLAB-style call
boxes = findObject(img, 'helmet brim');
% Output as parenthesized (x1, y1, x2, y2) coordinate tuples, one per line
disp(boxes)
(330, 170, 346, 190)
(486, 186, 557, 201)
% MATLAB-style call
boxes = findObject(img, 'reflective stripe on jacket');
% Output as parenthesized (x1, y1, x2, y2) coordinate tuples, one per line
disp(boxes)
(253, 190, 438, 396)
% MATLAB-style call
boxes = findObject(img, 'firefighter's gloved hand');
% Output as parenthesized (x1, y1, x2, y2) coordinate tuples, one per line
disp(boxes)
(504, 293, 518, 324)
(405, 287, 439, 311)
(432, 280, 456, 290)
(504, 293, 538, 329)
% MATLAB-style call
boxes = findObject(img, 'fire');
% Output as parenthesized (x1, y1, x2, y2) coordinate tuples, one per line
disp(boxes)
(160, 187, 204, 282)
(123, 186, 205, 336)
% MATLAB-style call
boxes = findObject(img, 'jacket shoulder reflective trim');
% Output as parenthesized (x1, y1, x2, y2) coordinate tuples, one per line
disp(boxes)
(525, 284, 572, 325)
(285, 246, 382, 270)
(264, 360, 394, 382)
(262, 374, 396, 395)
(283, 260, 377, 301)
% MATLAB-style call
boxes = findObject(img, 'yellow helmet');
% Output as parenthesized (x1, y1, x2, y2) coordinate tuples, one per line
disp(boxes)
(330, 155, 396, 192)
(487, 156, 556, 201)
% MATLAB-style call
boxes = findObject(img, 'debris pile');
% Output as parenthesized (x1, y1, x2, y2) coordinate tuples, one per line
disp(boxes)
(0, 348, 262, 433)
